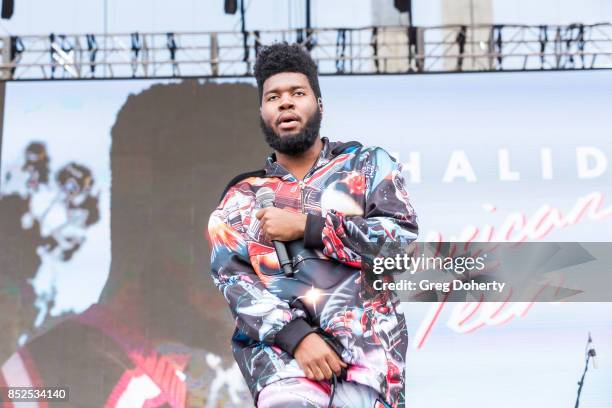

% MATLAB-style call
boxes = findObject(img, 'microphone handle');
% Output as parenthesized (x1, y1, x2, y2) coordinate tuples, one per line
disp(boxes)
(259, 200, 294, 277)
(272, 240, 294, 277)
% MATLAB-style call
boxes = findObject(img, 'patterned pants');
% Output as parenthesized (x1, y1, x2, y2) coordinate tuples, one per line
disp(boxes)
(257, 377, 391, 408)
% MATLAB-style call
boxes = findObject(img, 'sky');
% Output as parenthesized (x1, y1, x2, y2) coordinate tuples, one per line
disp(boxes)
(1, 0, 611, 37)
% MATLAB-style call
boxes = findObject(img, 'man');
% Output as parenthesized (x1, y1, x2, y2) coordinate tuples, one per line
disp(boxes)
(209, 43, 418, 408)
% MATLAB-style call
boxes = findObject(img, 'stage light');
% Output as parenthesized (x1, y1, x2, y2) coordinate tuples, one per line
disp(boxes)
(538, 26, 548, 69)
(222, 0, 248, 72)
(394, 0, 413, 26)
(9, 36, 24, 77)
(563, 24, 587, 68)
(336, 29, 347, 73)
(456, 25, 467, 71)
(49, 34, 77, 78)
(1, 0, 14, 19)
(393, 0, 411, 13)
(167, 33, 179, 76)
(224, 0, 237, 15)
(254, 30, 262, 57)
(131, 32, 142, 77)
(492, 25, 504, 69)
(371, 27, 379, 73)
(85, 34, 98, 76)
(407, 26, 419, 71)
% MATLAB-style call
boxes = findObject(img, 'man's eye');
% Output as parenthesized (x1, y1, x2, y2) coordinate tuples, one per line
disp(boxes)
(294, 91, 305, 96)
(267, 95, 278, 101)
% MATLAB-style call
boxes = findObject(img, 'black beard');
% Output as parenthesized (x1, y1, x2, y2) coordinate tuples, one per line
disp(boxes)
(260, 109, 322, 156)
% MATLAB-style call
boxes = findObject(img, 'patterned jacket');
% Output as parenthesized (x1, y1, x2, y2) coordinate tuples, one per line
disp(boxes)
(208, 138, 418, 407)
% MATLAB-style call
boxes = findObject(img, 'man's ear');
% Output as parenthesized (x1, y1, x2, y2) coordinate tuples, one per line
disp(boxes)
(317, 97, 323, 112)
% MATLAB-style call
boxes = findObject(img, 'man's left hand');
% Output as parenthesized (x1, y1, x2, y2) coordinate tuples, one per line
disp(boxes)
(256, 207, 307, 242)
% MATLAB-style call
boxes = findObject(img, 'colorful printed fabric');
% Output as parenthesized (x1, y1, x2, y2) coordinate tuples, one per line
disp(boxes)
(257, 377, 392, 408)
(208, 138, 418, 407)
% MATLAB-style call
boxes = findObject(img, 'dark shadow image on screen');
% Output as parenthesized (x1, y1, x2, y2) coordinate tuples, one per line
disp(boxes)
(0, 80, 269, 407)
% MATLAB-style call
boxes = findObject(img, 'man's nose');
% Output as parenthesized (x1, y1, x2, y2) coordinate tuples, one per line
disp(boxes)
(278, 95, 295, 110)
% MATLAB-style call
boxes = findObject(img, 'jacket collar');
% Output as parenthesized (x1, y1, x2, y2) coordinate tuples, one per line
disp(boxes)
(264, 137, 331, 179)
(263, 137, 363, 180)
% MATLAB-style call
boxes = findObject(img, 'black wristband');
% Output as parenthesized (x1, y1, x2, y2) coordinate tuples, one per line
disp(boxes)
(304, 214, 326, 249)
(274, 318, 317, 356)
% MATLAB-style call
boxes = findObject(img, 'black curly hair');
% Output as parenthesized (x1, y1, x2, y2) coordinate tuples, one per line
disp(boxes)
(254, 42, 321, 104)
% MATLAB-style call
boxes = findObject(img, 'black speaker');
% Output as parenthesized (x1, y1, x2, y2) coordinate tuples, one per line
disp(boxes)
(224, 0, 237, 15)
(394, 0, 411, 13)
(1, 0, 14, 19)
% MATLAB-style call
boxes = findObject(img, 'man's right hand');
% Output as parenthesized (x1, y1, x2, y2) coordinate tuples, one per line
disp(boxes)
(293, 333, 348, 381)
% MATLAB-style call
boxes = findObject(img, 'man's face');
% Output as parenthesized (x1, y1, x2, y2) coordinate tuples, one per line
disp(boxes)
(259, 72, 322, 155)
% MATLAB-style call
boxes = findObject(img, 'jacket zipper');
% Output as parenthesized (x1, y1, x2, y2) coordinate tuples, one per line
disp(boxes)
(298, 180, 305, 213)
(298, 150, 323, 214)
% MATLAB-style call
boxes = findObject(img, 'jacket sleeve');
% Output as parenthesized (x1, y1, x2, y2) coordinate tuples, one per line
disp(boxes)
(209, 189, 316, 355)
(303, 147, 418, 268)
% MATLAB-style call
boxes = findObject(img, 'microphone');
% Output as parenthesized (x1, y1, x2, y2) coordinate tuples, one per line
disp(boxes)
(256, 187, 294, 277)
(587, 332, 597, 369)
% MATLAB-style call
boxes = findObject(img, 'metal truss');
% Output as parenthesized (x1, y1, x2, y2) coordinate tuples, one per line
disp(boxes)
(1, 23, 611, 80)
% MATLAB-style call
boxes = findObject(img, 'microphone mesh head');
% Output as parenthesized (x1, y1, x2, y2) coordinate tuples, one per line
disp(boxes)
(256, 187, 275, 207)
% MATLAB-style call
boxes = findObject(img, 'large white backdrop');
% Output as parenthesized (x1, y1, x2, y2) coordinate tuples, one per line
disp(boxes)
(1, 71, 611, 407)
